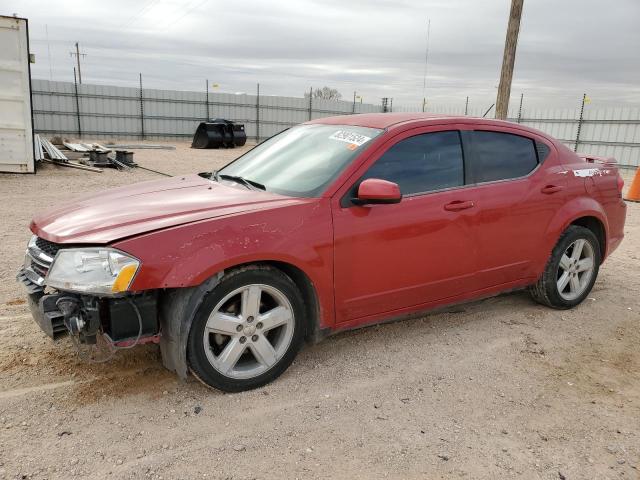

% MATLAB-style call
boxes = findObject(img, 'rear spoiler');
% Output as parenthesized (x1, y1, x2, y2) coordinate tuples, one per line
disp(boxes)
(579, 154, 618, 167)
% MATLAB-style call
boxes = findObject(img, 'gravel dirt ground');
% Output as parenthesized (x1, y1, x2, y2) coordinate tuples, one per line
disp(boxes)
(0, 142, 638, 480)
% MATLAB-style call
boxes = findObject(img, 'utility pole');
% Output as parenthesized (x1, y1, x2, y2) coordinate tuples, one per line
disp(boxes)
(422, 18, 431, 113)
(69, 42, 86, 84)
(495, 0, 524, 120)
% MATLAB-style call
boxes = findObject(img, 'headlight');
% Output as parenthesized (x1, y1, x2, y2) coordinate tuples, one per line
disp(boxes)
(46, 248, 140, 295)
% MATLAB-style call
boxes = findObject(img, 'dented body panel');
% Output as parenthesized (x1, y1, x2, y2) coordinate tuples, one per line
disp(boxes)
(114, 198, 336, 328)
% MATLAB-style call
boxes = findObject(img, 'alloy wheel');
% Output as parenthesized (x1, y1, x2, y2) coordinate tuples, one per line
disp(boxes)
(202, 284, 295, 379)
(556, 238, 595, 301)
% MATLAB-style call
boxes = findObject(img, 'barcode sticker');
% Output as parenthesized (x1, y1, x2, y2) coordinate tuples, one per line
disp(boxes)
(329, 130, 372, 147)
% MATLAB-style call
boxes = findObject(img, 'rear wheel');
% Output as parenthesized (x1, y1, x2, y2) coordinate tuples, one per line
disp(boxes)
(530, 225, 600, 309)
(187, 266, 305, 392)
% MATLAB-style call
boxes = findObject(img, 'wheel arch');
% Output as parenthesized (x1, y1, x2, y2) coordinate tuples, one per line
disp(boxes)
(544, 197, 608, 251)
(259, 260, 323, 344)
(533, 196, 609, 281)
(568, 216, 606, 262)
(158, 259, 323, 380)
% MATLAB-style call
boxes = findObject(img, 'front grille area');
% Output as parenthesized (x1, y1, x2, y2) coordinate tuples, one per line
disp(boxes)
(30, 260, 49, 278)
(18, 237, 64, 293)
(35, 237, 61, 258)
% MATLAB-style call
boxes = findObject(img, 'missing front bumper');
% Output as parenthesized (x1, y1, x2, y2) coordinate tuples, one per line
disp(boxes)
(26, 292, 67, 339)
(18, 270, 160, 342)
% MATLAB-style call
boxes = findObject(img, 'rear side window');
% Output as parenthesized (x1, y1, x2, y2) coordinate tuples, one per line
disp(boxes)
(363, 131, 464, 195)
(470, 131, 538, 183)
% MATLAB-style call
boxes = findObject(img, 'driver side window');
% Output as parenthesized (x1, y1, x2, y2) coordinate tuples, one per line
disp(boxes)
(363, 130, 464, 195)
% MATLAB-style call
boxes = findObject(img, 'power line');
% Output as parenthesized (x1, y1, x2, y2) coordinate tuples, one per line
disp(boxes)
(161, 0, 210, 29)
(121, 0, 162, 30)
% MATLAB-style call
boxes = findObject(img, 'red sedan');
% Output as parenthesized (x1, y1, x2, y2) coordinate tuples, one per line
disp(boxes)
(19, 113, 627, 392)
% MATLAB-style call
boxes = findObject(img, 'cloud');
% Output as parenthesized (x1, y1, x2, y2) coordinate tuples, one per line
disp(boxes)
(9, 0, 640, 108)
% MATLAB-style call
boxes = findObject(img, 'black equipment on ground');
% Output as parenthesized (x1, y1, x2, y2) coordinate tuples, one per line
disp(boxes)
(191, 119, 247, 149)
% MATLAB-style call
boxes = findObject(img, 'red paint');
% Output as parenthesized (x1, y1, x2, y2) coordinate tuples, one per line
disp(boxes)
(30, 114, 627, 333)
(357, 178, 402, 203)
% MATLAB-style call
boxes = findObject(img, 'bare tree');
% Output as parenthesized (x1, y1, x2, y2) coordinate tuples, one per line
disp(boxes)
(305, 86, 343, 101)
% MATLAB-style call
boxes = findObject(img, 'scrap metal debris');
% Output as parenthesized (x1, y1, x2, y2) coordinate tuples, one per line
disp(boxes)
(39, 137, 68, 161)
(104, 143, 176, 150)
(35, 135, 102, 172)
(64, 142, 111, 153)
(32, 135, 175, 176)
(34, 134, 44, 161)
(33, 135, 141, 173)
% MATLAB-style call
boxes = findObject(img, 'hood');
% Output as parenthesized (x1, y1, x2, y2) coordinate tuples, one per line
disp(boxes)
(31, 174, 305, 244)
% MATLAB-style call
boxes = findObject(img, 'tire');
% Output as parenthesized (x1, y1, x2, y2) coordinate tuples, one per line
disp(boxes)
(187, 265, 306, 392)
(530, 225, 601, 309)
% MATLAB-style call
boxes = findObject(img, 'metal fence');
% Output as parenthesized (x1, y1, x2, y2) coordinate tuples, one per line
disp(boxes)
(395, 103, 640, 168)
(30, 79, 380, 143)
(31, 79, 639, 168)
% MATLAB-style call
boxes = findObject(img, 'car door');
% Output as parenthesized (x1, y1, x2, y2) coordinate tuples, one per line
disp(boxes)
(463, 127, 567, 287)
(332, 127, 479, 324)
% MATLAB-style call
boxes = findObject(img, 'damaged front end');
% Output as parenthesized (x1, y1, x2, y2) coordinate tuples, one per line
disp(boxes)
(17, 236, 160, 348)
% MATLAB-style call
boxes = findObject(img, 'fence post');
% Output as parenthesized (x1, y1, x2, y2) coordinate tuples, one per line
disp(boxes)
(73, 67, 82, 138)
(308, 87, 313, 121)
(390, 98, 393, 113)
(352, 91, 356, 113)
(464, 96, 469, 116)
(574, 93, 586, 152)
(256, 83, 260, 144)
(139, 73, 145, 140)
(517, 93, 523, 123)
(205, 79, 210, 120)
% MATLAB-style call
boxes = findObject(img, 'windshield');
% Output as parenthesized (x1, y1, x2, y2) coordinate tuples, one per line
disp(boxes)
(218, 124, 383, 197)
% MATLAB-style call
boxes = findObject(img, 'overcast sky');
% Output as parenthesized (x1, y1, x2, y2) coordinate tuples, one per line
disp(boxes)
(4, 0, 640, 110)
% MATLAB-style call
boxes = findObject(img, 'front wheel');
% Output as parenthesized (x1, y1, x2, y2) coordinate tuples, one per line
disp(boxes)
(530, 225, 601, 309)
(187, 266, 306, 392)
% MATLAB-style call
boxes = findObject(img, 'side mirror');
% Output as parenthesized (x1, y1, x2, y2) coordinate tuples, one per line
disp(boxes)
(353, 178, 402, 205)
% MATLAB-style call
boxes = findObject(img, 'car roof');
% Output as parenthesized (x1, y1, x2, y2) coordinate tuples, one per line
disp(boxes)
(307, 112, 452, 129)
(307, 112, 550, 139)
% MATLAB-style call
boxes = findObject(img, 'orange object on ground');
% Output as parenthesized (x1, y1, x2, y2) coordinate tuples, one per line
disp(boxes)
(626, 167, 640, 202)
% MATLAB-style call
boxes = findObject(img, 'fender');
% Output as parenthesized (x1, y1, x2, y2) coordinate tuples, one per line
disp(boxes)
(114, 199, 336, 330)
(158, 272, 223, 379)
(538, 195, 609, 272)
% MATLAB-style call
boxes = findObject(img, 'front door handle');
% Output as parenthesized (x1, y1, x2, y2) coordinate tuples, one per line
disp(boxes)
(444, 200, 474, 212)
(541, 185, 565, 194)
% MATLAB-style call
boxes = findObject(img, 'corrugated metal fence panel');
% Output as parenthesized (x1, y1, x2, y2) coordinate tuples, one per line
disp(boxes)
(32, 80, 385, 142)
(30, 80, 640, 166)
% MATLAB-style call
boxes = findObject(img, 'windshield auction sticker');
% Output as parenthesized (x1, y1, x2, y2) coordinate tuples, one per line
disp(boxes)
(329, 130, 372, 147)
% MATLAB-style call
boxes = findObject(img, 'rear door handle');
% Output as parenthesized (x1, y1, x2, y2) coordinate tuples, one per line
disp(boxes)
(541, 185, 565, 194)
(444, 200, 474, 211)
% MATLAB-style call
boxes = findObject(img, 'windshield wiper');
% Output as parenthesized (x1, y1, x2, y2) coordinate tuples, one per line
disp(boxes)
(209, 170, 265, 191)
(218, 173, 265, 191)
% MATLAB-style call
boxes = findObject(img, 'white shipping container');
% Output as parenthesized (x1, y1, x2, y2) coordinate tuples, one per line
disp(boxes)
(0, 15, 34, 173)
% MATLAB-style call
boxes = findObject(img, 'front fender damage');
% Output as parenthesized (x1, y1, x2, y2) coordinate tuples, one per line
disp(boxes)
(158, 272, 223, 379)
